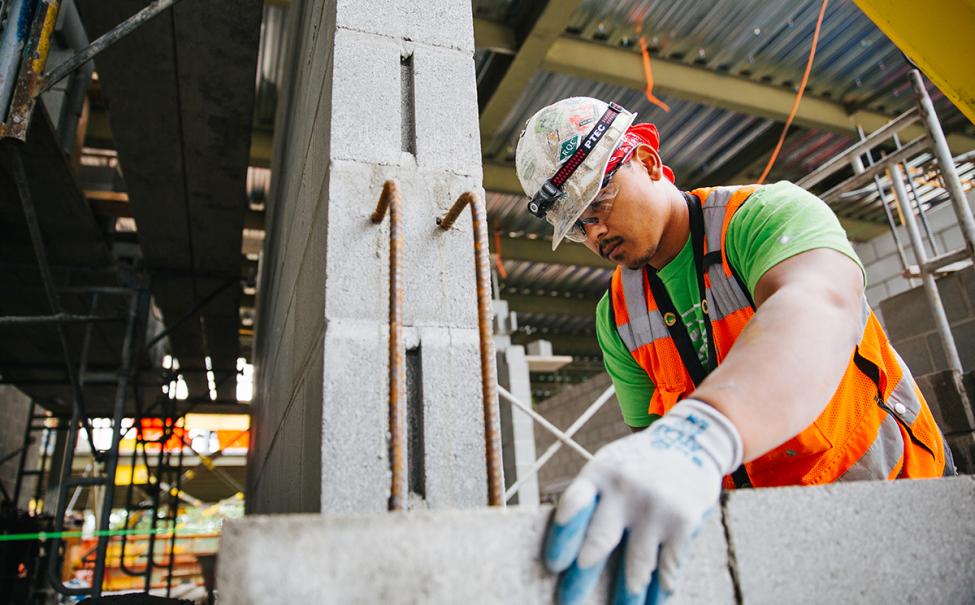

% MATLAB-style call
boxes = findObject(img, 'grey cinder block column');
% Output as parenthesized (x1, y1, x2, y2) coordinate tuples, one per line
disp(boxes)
(250, 0, 494, 514)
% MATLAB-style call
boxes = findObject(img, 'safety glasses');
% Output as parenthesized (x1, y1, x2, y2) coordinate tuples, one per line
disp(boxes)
(564, 181, 622, 242)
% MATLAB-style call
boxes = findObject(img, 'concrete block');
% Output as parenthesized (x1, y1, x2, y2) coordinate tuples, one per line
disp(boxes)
(217, 505, 734, 604)
(412, 44, 482, 175)
(417, 326, 490, 508)
(953, 319, 975, 373)
(320, 318, 390, 514)
(724, 477, 975, 605)
(892, 335, 934, 376)
(866, 252, 906, 289)
(334, 0, 475, 52)
(864, 282, 889, 309)
(323, 160, 481, 328)
(914, 369, 975, 434)
(870, 232, 898, 261)
(329, 29, 404, 166)
(881, 286, 934, 341)
(854, 239, 878, 265)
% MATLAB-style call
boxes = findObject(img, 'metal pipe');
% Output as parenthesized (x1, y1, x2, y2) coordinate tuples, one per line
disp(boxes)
(887, 162, 975, 432)
(497, 385, 593, 461)
(0, 0, 32, 122)
(856, 126, 911, 277)
(2, 141, 102, 459)
(0, 313, 118, 326)
(90, 289, 141, 596)
(371, 180, 407, 511)
(504, 385, 616, 502)
(439, 191, 504, 506)
(892, 132, 941, 257)
(796, 107, 920, 189)
(39, 0, 188, 95)
(52, 0, 94, 154)
(909, 69, 975, 260)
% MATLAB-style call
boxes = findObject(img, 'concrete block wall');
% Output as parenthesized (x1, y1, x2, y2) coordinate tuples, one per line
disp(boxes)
(250, 0, 492, 515)
(532, 374, 629, 500)
(0, 386, 40, 510)
(219, 476, 975, 604)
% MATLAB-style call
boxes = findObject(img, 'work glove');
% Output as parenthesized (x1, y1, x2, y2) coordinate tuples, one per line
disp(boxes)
(543, 398, 743, 605)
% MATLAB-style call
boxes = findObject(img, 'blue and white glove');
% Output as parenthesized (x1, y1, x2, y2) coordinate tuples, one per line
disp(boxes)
(543, 399, 743, 605)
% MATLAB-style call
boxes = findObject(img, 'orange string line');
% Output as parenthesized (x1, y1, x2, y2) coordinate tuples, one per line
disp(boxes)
(638, 36, 670, 112)
(492, 230, 508, 279)
(756, 0, 829, 184)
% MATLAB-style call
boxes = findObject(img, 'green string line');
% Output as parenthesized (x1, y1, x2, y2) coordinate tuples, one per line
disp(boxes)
(0, 527, 202, 543)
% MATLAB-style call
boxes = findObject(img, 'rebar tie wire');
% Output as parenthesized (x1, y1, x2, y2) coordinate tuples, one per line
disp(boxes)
(371, 180, 408, 511)
(438, 191, 504, 507)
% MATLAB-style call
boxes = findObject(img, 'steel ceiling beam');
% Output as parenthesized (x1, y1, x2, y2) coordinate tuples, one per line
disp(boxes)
(471, 20, 975, 155)
(503, 293, 598, 317)
(477, 1, 585, 156)
(491, 235, 613, 269)
(540, 36, 975, 154)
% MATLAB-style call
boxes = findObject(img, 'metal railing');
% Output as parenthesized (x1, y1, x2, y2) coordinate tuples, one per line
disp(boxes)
(498, 384, 616, 503)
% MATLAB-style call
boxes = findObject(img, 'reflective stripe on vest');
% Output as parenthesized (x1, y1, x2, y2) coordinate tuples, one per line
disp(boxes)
(610, 184, 950, 487)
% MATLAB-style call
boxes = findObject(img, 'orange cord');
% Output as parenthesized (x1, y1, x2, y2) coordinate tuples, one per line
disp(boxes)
(492, 230, 508, 279)
(638, 36, 670, 112)
(756, 0, 829, 185)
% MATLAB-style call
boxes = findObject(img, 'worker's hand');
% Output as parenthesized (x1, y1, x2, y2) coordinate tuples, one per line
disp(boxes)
(543, 398, 743, 605)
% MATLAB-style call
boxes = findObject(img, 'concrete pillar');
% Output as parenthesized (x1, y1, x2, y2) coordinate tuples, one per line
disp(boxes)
(250, 0, 491, 514)
(494, 300, 539, 506)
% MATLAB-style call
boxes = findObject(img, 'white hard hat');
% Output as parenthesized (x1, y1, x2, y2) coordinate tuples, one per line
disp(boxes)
(515, 97, 636, 250)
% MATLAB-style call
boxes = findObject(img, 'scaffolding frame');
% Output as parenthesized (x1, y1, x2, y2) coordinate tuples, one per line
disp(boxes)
(797, 69, 975, 429)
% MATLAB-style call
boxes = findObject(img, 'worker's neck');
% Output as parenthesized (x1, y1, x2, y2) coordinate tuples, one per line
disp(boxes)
(647, 188, 690, 271)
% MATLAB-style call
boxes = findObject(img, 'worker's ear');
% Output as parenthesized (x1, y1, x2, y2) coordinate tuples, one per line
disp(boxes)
(631, 144, 664, 181)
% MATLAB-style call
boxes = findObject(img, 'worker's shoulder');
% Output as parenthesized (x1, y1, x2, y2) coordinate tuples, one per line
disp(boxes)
(749, 180, 823, 204)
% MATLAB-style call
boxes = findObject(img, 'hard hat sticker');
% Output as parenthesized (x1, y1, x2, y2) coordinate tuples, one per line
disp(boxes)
(558, 135, 582, 164)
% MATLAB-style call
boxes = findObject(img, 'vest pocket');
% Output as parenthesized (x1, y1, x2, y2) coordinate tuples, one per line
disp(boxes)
(649, 387, 684, 417)
(762, 419, 834, 464)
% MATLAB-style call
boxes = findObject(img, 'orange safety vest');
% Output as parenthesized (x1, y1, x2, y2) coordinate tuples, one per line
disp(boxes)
(609, 185, 952, 488)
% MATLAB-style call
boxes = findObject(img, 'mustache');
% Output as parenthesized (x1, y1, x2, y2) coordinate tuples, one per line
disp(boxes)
(599, 237, 623, 258)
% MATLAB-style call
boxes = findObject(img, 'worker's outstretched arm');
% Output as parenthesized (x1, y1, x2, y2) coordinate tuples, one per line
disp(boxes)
(544, 248, 864, 605)
(692, 247, 864, 461)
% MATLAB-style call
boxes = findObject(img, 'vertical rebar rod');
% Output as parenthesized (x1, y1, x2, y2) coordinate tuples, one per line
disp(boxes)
(371, 180, 407, 511)
(910, 69, 975, 260)
(439, 192, 503, 506)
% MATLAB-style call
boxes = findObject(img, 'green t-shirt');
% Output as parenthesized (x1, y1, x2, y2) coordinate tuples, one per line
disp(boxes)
(596, 181, 866, 428)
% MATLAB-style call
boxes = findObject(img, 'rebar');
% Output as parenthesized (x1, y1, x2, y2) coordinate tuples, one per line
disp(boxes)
(439, 191, 504, 506)
(371, 180, 407, 511)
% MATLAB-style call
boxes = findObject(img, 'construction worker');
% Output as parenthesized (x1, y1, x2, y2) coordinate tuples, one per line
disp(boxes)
(514, 97, 954, 605)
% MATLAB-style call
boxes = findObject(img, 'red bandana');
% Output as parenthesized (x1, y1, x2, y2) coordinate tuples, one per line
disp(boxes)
(604, 123, 675, 184)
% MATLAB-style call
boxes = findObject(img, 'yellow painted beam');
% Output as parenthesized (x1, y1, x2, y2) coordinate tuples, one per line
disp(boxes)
(483, 160, 523, 195)
(541, 37, 975, 154)
(473, 17, 516, 55)
(853, 0, 975, 126)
